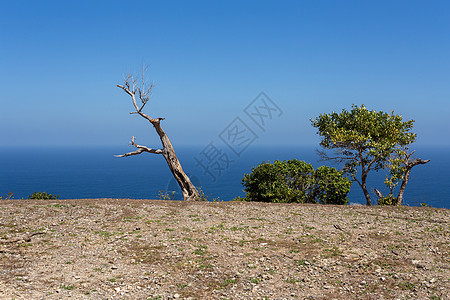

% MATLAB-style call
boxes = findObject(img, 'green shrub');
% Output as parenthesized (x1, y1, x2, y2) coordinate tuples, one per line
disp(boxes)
(28, 191, 60, 200)
(241, 159, 351, 204)
(242, 159, 314, 203)
(377, 195, 396, 206)
(313, 166, 352, 205)
(158, 190, 176, 200)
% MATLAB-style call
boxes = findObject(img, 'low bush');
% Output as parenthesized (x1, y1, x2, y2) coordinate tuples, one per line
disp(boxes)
(28, 191, 60, 200)
(314, 165, 352, 204)
(240, 159, 351, 204)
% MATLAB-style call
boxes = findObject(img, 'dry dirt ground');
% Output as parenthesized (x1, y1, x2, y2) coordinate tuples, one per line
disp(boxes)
(0, 199, 448, 300)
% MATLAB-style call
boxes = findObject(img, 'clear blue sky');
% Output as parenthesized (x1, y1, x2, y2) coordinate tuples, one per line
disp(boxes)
(1, 0, 449, 148)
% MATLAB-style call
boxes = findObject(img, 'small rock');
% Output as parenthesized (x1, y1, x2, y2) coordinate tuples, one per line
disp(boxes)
(174, 293, 180, 298)
(412, 260, 425, 268)
(430, 278, 436, 283)
(111, 265, 118, 270)
(114, 287, 121, 293)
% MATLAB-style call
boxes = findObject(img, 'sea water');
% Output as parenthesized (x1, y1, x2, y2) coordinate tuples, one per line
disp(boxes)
(0, 146, 448, 209)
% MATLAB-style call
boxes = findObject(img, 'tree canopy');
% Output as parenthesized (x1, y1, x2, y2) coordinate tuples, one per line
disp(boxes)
(311, 104, 418, 205)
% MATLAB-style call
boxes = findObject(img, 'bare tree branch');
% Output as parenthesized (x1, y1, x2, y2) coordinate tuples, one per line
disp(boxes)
(115, 137, 163, 157)
(117, 76, 157, 123)
(115, 147, 162, 157)
(374, 188, 384, 199)
(116, 83, 141, 113)
(316, 148, 358, 164)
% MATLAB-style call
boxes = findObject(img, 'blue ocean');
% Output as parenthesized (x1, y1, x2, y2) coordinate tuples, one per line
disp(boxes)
(0, 146, 448, 209)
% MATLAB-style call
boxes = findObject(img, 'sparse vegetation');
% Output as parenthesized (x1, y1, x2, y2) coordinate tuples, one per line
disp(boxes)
(0, 199, 447, 299)
(0, 191, 14, 200)
(157, 190, 176, 200)
(60, 284, 74, 290)
(28, 191, 60, 200)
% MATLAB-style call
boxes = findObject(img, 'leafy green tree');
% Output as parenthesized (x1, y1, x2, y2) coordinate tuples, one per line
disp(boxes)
(241, 159, 351, 204)
(311, 104, 428, 205)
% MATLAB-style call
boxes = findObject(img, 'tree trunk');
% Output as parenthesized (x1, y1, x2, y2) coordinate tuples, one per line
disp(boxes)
(395, 158, 430, 206)
(151, 119, 200, 201)
(352, 166, 372, 206)
(395, 169, 410, 206)
(361, 182, 372, 206)
(360, 169, 372, 206)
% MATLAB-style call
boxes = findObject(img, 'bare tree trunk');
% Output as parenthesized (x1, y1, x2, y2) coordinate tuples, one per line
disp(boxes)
(151, 119, 200, 201)
(374, 188, 384, 200)
(395, 158, 430, 206)
(115, 72, 200, 201)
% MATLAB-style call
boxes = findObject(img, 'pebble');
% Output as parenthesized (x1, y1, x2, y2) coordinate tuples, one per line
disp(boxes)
(412, 260, 425, 268)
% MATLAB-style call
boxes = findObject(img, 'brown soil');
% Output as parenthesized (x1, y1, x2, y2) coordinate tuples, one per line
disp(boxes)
(0, 199, 448, 299)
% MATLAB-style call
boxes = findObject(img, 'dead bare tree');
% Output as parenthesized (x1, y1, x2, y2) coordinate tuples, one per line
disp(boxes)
(115, 71, 200, 201)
